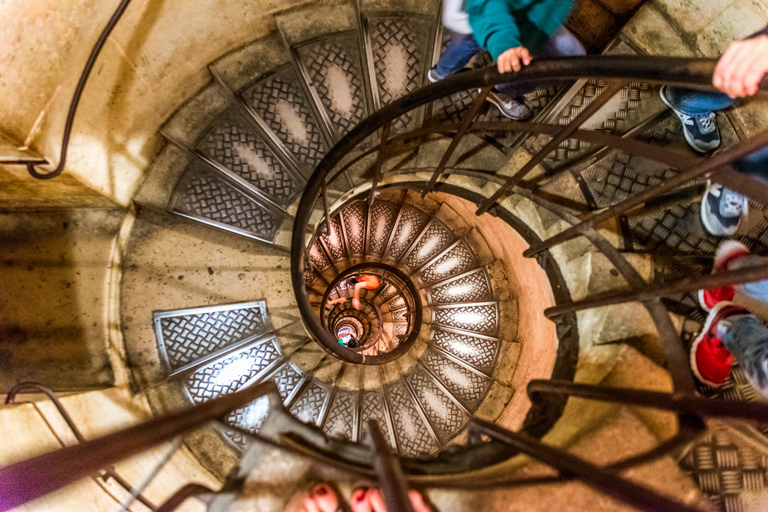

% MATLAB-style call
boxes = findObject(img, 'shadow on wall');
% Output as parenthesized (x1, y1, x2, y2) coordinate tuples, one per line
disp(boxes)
(0, 207, 124, 391)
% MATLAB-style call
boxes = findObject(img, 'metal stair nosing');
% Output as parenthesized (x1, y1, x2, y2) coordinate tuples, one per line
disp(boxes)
(424, 267, 494, 305)
(401, 374, 443, 448)
(380, 192, 414, 261)
(413, 357, 474, 419)
(376, 366, 402, 452)
(396, 215, 452, 269)
(211, 67, 312, 183)
(410, 233, 478, 281)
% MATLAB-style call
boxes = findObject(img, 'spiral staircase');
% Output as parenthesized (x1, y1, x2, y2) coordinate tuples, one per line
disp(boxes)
(5, 0, 768, 511)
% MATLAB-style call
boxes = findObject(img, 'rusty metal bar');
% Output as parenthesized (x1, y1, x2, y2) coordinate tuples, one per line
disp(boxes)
(155, 484, 215, 512)
(475, 80, 626, 215)
(117, 437, 183, 512)
(545, 262, 768, 317)
(468, 418, 708, 512)
(422, 87, 492, 198)
(367, 419, 415, 512)
(523, 128, 768, 257)
(0, 381, 277, 510)
(321, 182, 331, 235)
(369, 121, 392, 207)
(527, 380, 768, 422)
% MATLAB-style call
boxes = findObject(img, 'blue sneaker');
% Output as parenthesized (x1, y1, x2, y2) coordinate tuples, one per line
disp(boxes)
(660, 86, 721, 153)
(701, 182, 748, 236)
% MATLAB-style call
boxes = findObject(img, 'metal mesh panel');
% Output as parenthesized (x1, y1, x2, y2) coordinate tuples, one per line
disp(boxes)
(342, 201, 367, 256)
(155, 303, 268, 370)
(242, 67, 327, 167)
(290, 379, 329, 425)
(402, 220, 454, 270)
(433, 304, 499, 336)
(421, 349, 492, 410)
(405, 367, 469, 441)
(368, 201, 399, 256)
(170, 162, 279, 241)
(387, 205, 429, 261)
(323, 390, 357, 441)
(386, 381, 439, 456)
(197, 110, 300, 206)
(320, 216, 347, 261)
(361, 390, 394, 449)
(430, 329, 500, 374)
(429, 269, 493, 303)
(417, 240, 477, 286)
(299, 33, 367, 138)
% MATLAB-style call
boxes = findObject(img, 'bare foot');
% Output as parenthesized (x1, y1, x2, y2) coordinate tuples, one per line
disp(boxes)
(350, 487, 432, 512)
(302, 483, 340, 512)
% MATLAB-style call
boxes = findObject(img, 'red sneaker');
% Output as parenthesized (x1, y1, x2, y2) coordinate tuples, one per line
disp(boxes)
(698, 240, 750, 311)
(690, 302, 748, 387)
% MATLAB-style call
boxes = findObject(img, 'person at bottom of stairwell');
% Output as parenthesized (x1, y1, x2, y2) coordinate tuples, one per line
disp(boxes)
(430, 0, 585, 120)
(692, 240, 768, 397)
(661, 26, 768, 236)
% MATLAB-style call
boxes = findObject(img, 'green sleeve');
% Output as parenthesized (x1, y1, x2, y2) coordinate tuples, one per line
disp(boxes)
(467, 0, 526, 61)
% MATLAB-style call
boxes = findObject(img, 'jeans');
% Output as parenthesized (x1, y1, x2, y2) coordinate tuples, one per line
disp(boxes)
(664, 87, 768, 177)
(433, 31, 481, 80)
(496, 27, 586, 98)
(722, 314, 768, 396)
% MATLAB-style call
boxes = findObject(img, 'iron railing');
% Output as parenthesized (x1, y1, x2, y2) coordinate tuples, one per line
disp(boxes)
(287, 57, 768, 511)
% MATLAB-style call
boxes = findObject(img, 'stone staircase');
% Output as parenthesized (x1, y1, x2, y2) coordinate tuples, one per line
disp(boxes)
(116, 0, 768, 510)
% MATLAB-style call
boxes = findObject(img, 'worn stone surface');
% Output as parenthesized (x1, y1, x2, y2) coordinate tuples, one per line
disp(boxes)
(0, 208, 125, 391)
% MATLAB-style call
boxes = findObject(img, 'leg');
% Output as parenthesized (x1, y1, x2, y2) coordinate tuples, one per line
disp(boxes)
(662, 87, 736, 115)
(721, 313, 768, 396)
(431, 31, 480, 81)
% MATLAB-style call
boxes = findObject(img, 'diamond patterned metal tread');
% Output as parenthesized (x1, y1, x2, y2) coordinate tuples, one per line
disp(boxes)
(223, 395, 271, 450)
(169, 161, 281, 242)
(296, 32, 368, 139)
(323, 390, 357, 441)
(341, 201, 367, 257)
(417, 240, 478, 286)
(367, 15, 431, 132)
(361, 390, 395, 449)
(320, 215, 347, 262)
(183, 340, 281, 403)
(386, 380, 439, 457)
(290, 379, 330, 425)
(432, 303, 499, 336)
(241, 65, 328, 169)
(267, 361, 306, 406)
(405, 366, 469, 442)
(386, 205, 430, 262)
(428, 268, 493, 304)
(421, 348, 492, 410)
(153, 301, 269, 371)
(402, 219, 454, 271)
(196, 109, 302, 208)
(368, 200, 399, 256)
(429, 328, 500, 375)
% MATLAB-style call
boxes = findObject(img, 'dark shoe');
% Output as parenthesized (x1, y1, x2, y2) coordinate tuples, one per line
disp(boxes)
(485, 89, 532, 120)
(690, 302, 749, 387)
(698, 240, 750, 310)
(701, 182, 748, 236)
(660, 85, 720, 153)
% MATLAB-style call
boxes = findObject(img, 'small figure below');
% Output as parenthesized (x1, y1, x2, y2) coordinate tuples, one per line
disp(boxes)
(349, 274, 381, 310)
(338, 333, 359, 348)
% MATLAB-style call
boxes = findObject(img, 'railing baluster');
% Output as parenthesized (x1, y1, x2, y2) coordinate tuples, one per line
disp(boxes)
(545, 262, 768, 317)
(527, 379, 768, 422)
(422, 87, 492, 197)
(369, 121, 392, 207)
(0, 381, 277, 510)
(322, 182, 331, 235)
(469, 418, 709, 512)
(524, 128, 768, 258)
(475, 80, 625, 216)
(367, 419, 415, 512)
(117, 437, 183, 512)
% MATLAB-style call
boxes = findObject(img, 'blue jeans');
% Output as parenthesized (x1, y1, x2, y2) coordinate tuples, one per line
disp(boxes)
(664, 87, 768, 177)
(433, 31, 481, 80)
(722, 314, 768, 396)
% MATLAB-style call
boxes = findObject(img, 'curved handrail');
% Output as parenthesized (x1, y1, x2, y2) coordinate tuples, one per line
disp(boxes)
(5, 0, 133, 179)
(291, 55, 738, 370)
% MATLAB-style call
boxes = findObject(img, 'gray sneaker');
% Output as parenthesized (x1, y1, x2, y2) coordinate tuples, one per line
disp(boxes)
(486, 89, 532, 120)
(701, 182, 748, 236)
(428, 67, 442, 83)
(660, 86, 721, 153)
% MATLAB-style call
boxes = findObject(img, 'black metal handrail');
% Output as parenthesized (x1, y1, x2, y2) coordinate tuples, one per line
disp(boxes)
(289, 56, 768, 511)
(3, 0, 133, 179)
